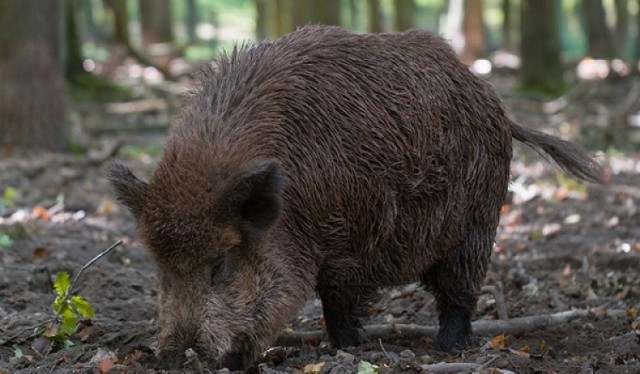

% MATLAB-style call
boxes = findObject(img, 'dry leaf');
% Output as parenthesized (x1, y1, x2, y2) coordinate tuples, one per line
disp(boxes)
(97, 199, 118, 215)
(303, 362, 325, 374)
(490, 334, 506, 349)
(98, 357, 115, 374)
(627, 306, 637, 319)
(41, 321, 59, 338)
(77, 325, 101, 343)
(32, 206, 50, 221)
(537, 340, 549, 353)
(32, 246, 51, 261)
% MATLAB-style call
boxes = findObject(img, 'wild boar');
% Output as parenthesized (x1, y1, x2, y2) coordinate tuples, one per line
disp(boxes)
(108, 25, 602, 370)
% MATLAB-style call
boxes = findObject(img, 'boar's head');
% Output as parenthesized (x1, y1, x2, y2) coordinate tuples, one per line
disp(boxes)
(107, 158, 297, 370)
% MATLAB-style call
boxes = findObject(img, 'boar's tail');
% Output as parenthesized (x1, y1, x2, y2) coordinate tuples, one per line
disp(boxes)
(510, 120, 604, 183)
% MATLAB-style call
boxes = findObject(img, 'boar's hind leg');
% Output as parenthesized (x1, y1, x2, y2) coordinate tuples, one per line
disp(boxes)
(423, 227, 493, 351)
(317, 285, 369, 348)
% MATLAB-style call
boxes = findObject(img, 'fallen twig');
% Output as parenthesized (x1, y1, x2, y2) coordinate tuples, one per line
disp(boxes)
(482, 282, 508, 320)
(0, 318, 54, 346)
(70, 240, 123, 294)
(275, 307, 628, 346)
(419, 362, 480, 373)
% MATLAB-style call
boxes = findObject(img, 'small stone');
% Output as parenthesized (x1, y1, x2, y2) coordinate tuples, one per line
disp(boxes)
(334, 350, 355, 365)
(399, 349, 415, 359)
(495, 358, 510, 368)
(419, 355, 433, 364)
(322, 361, 338, 372)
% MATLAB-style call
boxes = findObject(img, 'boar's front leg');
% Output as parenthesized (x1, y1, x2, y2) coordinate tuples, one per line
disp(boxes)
(423, 227, 494, 351)
(317, 283, 370, 348)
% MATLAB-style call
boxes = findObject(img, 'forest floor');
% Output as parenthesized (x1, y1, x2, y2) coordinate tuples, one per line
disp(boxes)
(1, 74, 639, 373)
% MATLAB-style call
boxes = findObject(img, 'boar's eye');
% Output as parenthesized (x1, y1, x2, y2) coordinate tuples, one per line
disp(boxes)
(210, 255, 235, 285)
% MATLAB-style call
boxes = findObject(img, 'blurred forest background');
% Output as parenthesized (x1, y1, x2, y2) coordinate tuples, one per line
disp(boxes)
(2, 0, 640, 153)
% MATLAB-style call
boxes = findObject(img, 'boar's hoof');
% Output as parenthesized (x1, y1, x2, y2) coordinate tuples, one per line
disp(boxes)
(433, 325, 472, 352)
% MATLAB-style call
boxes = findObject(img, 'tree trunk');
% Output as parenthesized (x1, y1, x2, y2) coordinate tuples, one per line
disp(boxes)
(367, 0, 382, 32)
(256, 0, 268, 39)
(292, 0, 313, 29)
(66, 0, 85, 82)
(519, 0, 564, 94)
(139, 0, 173, 47)
(311, 0, 340, 26)
(82, 0, 102, 41)
(501, 0, 512, 50)
(348, 0, 358, 29)
(108, 0, 129, 45)
(614, 0, 628, 59)
(275, 0, 292, 37)
(186, 0, 198, 44)
(583, 0, 616, 59)
(461, 0, 485, 63)
(636, 0, 640, 63)
(394, 0, 414, 31)
(0, 0, 68, 152)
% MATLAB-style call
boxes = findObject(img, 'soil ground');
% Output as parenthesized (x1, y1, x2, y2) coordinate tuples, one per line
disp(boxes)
(1, 76, 639, 373)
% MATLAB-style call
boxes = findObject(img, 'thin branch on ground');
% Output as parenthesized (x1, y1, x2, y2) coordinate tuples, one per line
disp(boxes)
(70, 240, 123, 294)
(0, 318, 54, 346)
(275, 307, 628, 346)
(419, 362, 481, 373)
(378, 338, 391, 362)
(482, 282, 508, 320)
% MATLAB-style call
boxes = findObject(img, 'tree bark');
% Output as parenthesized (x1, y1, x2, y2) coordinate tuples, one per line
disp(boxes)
(311, 0, 340, 26)
(394, 0, 414, 31)
(461, 0, 485, 63)
(501, 0, 513, 50)
(139, 0, 173, 47)
(275, 0, 292, 37)
(367, 0, 382, 32)
(583, 0, 616, 59)
(636, 0, 640, 63)
(0, 0, 69, 152)
(107, 0, 129, 45)
(292, 0, 313, 29)
(348, 0, 358, 29)
(519, 0, 564, 94)
(186, 0, 198, 44)
(614, 0, 628, 59)
(255, 0, 268, 39)
(66, 0, 85, 82)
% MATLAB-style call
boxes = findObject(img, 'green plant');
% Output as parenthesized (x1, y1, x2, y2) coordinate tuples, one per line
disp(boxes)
(358, 361, 379, 374)
(42, 271, 95, 348)
(37, 240, 121, 349)
(0, 232, 12, 247)
(0, 186, 17, 214)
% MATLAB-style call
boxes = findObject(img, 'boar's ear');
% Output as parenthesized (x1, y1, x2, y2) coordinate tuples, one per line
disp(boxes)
(106, 160, 148, 219)
(222, 160, 284, 242)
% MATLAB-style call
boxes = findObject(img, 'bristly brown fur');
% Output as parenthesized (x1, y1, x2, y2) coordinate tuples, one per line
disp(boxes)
(107, 25, 603, 370)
